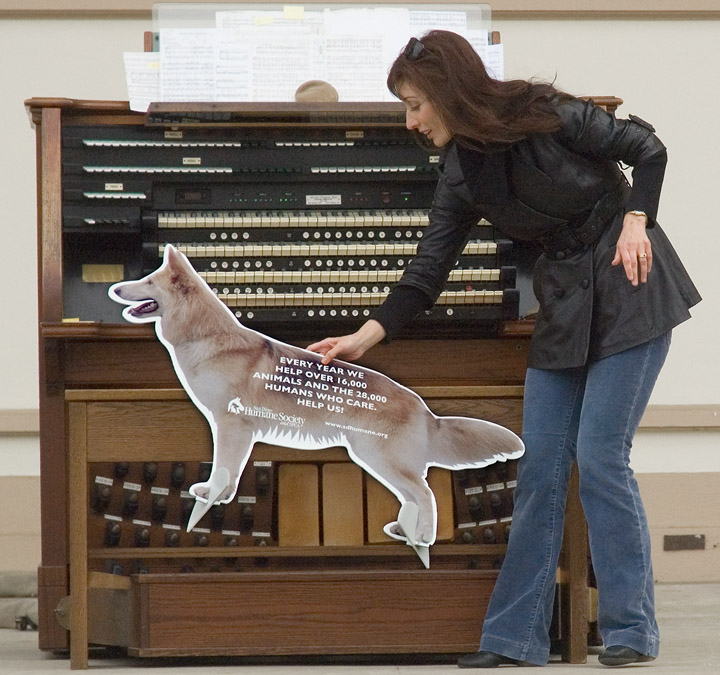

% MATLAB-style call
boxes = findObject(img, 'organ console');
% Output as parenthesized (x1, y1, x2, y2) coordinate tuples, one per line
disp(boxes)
(58, 100, 519, 335)
(27, 96, 616, 668)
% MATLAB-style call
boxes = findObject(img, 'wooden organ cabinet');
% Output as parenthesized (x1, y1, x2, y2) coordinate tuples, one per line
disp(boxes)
(26, 97, 621, 668)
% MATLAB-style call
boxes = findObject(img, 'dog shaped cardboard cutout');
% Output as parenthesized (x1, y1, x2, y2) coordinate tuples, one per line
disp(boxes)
(109, 245, 524, 566)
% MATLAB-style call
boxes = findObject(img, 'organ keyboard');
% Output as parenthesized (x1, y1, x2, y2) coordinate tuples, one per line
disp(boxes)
(58, 101, 519, 336)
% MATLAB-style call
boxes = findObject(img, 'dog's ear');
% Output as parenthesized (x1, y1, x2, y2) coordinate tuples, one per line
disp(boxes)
(164, 244, 193, 273)
(164, 243, 180, 266)
(163, 244, 197, 296)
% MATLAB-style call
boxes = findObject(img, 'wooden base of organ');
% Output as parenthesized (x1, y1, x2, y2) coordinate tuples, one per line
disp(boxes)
(26, 98, 598, 668)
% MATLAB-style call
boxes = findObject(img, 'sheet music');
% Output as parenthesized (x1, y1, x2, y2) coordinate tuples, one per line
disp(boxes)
(323, 8, 410, 102)
(160, 28, 217, 102)
(123, 5, 501, 104)
(482, 43, 505, 81)
(409, 10, 467, 34)
(216, 10, 324, 101)
(123, 52, 161, 113)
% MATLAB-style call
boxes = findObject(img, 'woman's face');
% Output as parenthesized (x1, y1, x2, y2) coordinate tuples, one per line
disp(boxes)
(397, 82, 452, 148)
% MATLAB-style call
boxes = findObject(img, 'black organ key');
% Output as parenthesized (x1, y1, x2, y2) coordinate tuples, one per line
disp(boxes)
(255, 468, 270, 497)
(92, 484, 112, 513)
(114, 462, 130, 479)
(122, 491, 139, 517)
(198, 463, 212, 483)
(134, 527, 150, 548)
(170, 462, 186, 488)
(151, 495, 167, 521)
(103, 560, 123, 576)
(489, 492, 504, 517)
(104, 521, 121, 547)
(143, 462, 158, 483)
(482, 527, 497, 544)
(468, 495, 483, 520)
(240, 504, 254, 531)
(210, 504, 225, 530)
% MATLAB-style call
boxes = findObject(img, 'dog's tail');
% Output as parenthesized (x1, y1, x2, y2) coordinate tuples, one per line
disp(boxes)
(432, 416, 524, 470)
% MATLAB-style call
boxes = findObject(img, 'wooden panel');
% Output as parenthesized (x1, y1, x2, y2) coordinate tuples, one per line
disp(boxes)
(322, 463, 364, 546)
(365, 474, 401, 545)
(20, 401, 720, 434)
(85, 400, 212, 462)
(358, 339, 530, 387)
(63, 341, 178, 388)
(558, 464, 589, 664)
(68, 401, 89, 669)
(59, 337, 529, 389)
(36, 566, 68, 651)
(277, 464, 320, 546)
(131, 570, 498, 655)
(427, 468, 455, 542)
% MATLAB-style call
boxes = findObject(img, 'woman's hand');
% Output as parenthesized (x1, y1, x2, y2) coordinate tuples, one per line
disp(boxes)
(612, 212, 653, 286)
(306, 320, 387, 365)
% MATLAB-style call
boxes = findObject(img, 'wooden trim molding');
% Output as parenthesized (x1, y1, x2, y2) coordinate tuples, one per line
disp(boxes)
(638, 405, 720, 431)
(2, 403, 718, 435)
(0, 0, 718, 17)
(0, 409, 40, 435)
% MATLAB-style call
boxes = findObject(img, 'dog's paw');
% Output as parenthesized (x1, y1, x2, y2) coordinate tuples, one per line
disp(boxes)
(385, 502, 435, 546)
(188, 467, 233, 504)
(383, 521, 407, 542)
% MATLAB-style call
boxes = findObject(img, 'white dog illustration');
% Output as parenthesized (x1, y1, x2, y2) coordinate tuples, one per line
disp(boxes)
(109, 245, 524, 566)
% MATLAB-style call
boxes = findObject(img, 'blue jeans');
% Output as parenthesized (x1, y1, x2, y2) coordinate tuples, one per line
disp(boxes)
(479, 333, 671, 665)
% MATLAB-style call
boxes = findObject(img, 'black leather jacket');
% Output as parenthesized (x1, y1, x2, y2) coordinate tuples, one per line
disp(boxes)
(391, 98, 701, 369)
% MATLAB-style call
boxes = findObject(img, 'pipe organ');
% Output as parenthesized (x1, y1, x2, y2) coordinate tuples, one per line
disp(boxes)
(27, 98, 592, 668)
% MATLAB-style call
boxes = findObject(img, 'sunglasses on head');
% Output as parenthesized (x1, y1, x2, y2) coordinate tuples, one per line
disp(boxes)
(404, 37, 426, 61)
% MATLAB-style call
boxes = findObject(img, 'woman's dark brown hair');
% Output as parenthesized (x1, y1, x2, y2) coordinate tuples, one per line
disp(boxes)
(387, 30, 571, 149)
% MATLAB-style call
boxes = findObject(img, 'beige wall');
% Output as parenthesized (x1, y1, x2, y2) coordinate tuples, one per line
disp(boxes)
(0, 12, 718, 582)
(0, 477, 41, 572)
(639, 473, 720, 584)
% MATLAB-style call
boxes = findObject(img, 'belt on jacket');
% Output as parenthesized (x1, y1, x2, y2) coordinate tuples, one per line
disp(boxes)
(539, 180, 630, 260)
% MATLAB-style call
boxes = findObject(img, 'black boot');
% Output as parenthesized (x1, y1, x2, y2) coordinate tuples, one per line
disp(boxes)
(599, 645, 656, 666)
(457, 650, 521, 668)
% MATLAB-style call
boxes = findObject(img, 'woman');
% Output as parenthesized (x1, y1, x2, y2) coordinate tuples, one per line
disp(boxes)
(308, 31, 700, 668)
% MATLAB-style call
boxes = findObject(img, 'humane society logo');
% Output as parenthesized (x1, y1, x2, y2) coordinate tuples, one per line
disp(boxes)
(227, 397, 305, 428)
